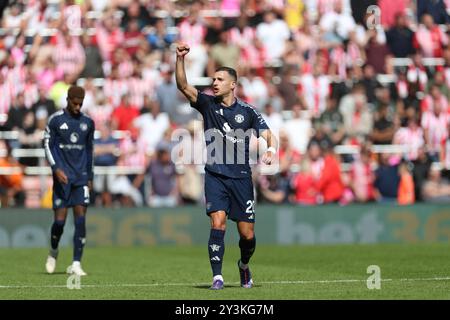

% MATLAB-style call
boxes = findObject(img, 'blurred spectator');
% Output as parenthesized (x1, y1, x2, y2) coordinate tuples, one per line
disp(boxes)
(284, 104, 312, 154)
(48, 73, 74, 109)
(204, 16, 225, 46)
(258, 173, 290, 204)
(422, 164, 450, 203)
(137, 141, 179, 207)
(349, 145, 376, 203)
(417, 0, 450, 25)
(177, 1, 208, 78)
(412, 146, 432, 202)
(320, 0, 356, 43)
(261, 103, 284, 134)
(278, 130, 302, 174)
(147, 18, 177, 51)
(52, 28, 86, 79)
(284, 0, 305, 31)
(350, 0, 377, 25)
(93, 122, 120, 207)
(397, 160, 415, 205)
(17, 110, 41, 167)
(371, 104, 395, 145)
(374, 153, 400, 202)
(80, 33, 104, 79)
(393, 115, 424, 161)
(256, 9, 290, 64)
(386, 13, 415, 58)
(319, 97, 345, 146)
(421, 91, 448, 161)
(342, 90, 373, 145)
(4, 93, 28, 131)
(413, 14, 448, 58)
(379, 0, 409, 29)
(299, 63, 330, 117)
(119, 0, 152, 31)
(314, 143, 345, 203)
(133, 98, 170, 155)
(0, 139, 25, 207)
(123, 19, 144, 57)
(240, 67, 269, 110)
(362, 64, 383, 105)
(277, 66, 298, 110)
(111, 94, 140, 132)
(292, 142, 322, 205)
(365, 29, 392, 74)
(207, 30, 240, 76)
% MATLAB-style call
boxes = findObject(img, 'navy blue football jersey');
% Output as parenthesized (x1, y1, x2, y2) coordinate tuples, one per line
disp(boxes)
(44, 109, 95, 186)
(191, 91, 269, 178)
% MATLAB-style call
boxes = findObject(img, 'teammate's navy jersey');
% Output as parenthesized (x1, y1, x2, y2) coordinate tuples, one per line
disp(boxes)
(44, 109, 95, 186)
(191, 91, 269, 178)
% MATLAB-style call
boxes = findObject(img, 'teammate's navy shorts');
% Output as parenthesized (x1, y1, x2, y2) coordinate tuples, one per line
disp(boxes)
(53, 180, 90, 209)
(204, 170, 255, 223)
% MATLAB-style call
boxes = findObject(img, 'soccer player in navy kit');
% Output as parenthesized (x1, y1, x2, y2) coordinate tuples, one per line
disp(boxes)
(44, 86, 95, 276)
(176, 44, 278, 290)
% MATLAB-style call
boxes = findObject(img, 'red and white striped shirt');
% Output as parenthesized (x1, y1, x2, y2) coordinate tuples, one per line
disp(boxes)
(103, 78, 129, 107)
(177, 19, 206, 46)
(52, 34, 85, 77)
(87, 104, 113, 128)
(128, 77, 154, 109)
(393, 126, 425, 160)
(299, 74, 330, 117)
(421, 111, 449, 153)
(0, 80, 13, 116)
(229, 26, 256, 48)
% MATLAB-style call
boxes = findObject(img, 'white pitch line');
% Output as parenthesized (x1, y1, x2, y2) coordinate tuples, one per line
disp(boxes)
(1, 277, 450, 289)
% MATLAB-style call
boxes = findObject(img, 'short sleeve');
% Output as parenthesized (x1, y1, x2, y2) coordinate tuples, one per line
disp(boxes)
(251, 108, 270, 137)
(190, 91, 214, 115)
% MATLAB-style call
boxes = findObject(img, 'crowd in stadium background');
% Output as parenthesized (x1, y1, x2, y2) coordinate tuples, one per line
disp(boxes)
(1, 0, 450, 208)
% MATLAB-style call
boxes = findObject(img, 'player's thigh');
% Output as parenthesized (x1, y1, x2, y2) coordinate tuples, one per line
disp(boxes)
(52, 180, 71, 209)
(204, 172, 231, 216)
(228, 177, 255, 223)
(68, 185, 91, 208)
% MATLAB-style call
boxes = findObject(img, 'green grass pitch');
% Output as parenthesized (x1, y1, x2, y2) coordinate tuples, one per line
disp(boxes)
(1, 243, 450, 299)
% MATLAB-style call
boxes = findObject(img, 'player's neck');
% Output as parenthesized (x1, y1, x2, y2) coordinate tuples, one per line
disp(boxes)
(220, 93, 235, 107)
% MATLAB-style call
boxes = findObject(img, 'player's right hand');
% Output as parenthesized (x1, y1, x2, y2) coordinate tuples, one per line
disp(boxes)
(55, 168, 68, 184)
(176, 44, 190, 57)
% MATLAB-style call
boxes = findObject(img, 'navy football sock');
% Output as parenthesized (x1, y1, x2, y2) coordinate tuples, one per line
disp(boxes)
(239, 237, 256, 265)
(50, 220, 65, 250)
(73, 216, 86, 262)
(208, 229, 225, 277)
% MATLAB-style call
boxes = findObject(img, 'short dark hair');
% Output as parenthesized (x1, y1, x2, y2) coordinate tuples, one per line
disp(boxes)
(215, 66, 237, 81)
(68, 85, 85, 99)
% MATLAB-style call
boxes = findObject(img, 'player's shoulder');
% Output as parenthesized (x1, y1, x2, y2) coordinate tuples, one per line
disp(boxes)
(47, 110, 65, 124)
(80, 112, 95, 126)
(236, 98, 260, 116)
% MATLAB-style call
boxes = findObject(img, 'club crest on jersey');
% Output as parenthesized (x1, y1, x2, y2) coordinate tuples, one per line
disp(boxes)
(70, 132, 79, 143)
(235, 114, 244, 123)
(80, 123, 88, 131)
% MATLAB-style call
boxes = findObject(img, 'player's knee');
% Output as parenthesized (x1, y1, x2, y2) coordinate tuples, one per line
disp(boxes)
(240, 232, 254, 241)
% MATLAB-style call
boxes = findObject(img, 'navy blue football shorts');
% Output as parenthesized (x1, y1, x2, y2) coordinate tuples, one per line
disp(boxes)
(204, 170, 255, 223)
(53, 180, 90, 209)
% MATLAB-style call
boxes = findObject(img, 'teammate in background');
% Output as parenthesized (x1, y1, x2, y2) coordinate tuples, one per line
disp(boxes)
(44, 86, 95, 276)
(175, 43, 278, 290)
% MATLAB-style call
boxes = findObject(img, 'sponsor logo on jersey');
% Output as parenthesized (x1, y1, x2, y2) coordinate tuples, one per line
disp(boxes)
(222, 122, 231, 133)
(70, 132, 79, 143)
